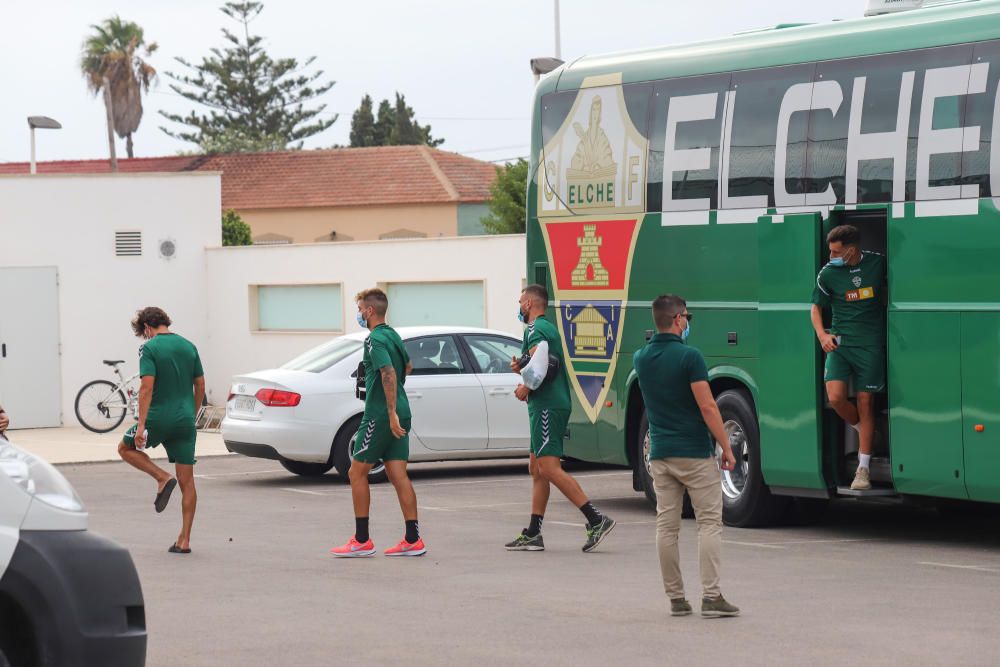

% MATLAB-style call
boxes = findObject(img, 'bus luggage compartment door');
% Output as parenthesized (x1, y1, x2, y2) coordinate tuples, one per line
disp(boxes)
(756, 212, 827, 491)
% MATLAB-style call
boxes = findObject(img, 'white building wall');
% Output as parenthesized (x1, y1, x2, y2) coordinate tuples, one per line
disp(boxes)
(204, 235, 526, 402)
(0, 173, 221, 424)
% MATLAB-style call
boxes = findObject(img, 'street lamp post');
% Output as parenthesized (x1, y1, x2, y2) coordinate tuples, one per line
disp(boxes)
(27, 116, 62, 175)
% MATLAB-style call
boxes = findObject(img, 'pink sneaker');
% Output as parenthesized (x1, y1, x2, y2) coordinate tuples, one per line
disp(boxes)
(384, 538, 426, 557)
(330, 536, 375, 558)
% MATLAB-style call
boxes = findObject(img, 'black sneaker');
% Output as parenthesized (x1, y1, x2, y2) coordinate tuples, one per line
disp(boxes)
(505, 530, 545, 551)
(582, 515, 616, 553)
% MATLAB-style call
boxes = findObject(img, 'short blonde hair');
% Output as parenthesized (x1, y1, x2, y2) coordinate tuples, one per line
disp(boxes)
(355, 288, 388, 316)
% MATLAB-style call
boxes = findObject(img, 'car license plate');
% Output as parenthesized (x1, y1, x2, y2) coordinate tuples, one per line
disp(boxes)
(235, 396, 257, 412)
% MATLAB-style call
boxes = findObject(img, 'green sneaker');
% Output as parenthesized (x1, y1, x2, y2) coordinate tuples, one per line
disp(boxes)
(670, 598, 693, 617)
(582, 515, 616, 553)
(505, 530, 544, 551)
(701, 595, 740, 618)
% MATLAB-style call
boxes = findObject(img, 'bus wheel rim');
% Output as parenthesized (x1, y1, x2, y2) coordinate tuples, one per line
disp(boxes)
(720, 420, 750, 500)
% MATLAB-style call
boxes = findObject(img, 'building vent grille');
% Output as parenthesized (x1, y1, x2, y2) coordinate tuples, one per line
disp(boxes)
(115, 231, 142, 257)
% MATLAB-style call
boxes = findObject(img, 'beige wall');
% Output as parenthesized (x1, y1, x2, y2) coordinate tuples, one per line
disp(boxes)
(239, 202, 459, 243)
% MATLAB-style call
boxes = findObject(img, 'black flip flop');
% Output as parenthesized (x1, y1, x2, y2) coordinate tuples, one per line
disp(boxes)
(154, 478, 177, 513)
(168, 543, 191, 554)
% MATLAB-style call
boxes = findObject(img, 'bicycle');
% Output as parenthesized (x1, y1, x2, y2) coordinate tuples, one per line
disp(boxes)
(74, 360, 139, 434)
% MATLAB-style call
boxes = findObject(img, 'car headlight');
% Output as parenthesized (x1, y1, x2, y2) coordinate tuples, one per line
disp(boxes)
(0, 437, 85, 512)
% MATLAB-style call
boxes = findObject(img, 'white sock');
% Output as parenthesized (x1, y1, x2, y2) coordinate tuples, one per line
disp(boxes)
(848, 421, 861, 434)
(858, 453, 871, 470)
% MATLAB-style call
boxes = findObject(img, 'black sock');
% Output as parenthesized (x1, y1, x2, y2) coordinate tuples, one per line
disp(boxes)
(405, 519, 419, 544)
(579, 501, 602, 526)
(526, 514, 544, 537)
(355, 517, 370, 543)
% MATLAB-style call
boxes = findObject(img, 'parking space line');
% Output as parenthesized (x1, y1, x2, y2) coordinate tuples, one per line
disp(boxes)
(195, 469, 282, 479)
(281, 487, 327, 496)
(918, 561, 1000, 573)
(413, 471, 630, 489)
(723, 540, 787, 550)
(419, 505, 459, 512)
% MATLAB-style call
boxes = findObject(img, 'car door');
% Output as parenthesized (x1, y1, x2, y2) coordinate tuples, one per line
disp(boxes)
(403, 334, 488, 451)
(459, 334, 529, 450)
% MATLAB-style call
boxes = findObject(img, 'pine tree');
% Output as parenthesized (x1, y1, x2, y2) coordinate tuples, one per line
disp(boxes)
(159, 1, 336, 152)
(349, 95, 376, 147)
(373, 99, 395, 147)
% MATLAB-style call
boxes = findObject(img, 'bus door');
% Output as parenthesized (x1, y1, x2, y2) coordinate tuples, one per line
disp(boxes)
(756, 212, 828, 494)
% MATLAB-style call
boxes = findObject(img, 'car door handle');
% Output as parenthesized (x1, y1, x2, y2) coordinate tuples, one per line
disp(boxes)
(488, 388, 511, 396)
(409, 392, 424, 399)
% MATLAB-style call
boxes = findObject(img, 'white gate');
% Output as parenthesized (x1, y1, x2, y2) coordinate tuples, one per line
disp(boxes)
(0, 267, 62, 429)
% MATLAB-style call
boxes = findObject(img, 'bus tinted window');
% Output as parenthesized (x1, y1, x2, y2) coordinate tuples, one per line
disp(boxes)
(728, 64, 813, 208)
(649, 73, 730, 212)
(963, 40, 1000, 198)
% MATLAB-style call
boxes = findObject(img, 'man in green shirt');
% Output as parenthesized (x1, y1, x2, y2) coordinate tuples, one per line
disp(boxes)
(117, 307, 205, 554)
(504, 284, 616, 553)
(634, 294, 739, 618)
(811, 224, 887, 491)
(331, 288, 424, 558)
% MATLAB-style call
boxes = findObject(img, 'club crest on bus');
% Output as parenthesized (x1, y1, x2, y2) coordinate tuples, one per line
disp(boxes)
(538, 76, 647, 218)
(540, 217, 642, 423)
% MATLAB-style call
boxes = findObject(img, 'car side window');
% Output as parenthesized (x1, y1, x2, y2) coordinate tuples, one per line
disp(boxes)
(404, 336, 465, 376)
(463, 335, 522, 374)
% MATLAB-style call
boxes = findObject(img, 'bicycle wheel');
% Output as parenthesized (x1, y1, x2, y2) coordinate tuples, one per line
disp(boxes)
(75, 380, 128, 434)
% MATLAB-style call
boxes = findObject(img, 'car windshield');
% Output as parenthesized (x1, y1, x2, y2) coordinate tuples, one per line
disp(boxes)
(281, 338, 362, 373)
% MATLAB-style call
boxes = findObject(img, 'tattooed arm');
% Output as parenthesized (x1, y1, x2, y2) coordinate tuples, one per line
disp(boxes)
(380, 365, 407, 438)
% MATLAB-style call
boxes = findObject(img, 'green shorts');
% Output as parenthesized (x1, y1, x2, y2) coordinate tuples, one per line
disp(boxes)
(529, 409, 569, 458)
(352, 416, 411, 464)
(123, 421, 197, 465)
(824, 346, 886, 393)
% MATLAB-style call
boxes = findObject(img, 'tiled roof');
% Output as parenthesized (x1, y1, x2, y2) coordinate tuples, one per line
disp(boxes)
(0, 146, 497, 210)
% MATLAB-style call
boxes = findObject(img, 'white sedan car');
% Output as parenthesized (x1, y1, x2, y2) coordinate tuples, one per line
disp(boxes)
(222, 326, 530, 480)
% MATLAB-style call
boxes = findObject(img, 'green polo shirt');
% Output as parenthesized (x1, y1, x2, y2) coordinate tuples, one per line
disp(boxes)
(633, 333, 713, 459)
(139, 333, 204, 424)
(811, 251, 887, 349)
(362, 324, 411, 420)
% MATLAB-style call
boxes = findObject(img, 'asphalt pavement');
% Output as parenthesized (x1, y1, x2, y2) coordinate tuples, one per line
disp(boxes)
(62, 456, 1000, 667)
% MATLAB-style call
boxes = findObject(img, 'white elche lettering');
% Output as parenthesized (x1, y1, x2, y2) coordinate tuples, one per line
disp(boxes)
(662, 92, 717, 221)
(775, 81, 842, 207)
(845, 72, 914, 205)
(917, 63, 988, 202)
(718, 89, 767, 222)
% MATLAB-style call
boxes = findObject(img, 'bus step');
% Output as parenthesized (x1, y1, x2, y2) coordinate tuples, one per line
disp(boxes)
(836, 486, 898, 498)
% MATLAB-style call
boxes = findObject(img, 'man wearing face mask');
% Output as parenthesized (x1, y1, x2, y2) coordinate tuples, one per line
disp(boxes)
(811, 224, 887, 491)
(331, 288, 423, 558)
(634, 295, 739, 618)
(505, 284, 616, 553)
(118, 307, 205, 554)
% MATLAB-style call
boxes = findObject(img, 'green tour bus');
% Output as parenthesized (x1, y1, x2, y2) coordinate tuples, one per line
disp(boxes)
(526, 0, 1000, 526)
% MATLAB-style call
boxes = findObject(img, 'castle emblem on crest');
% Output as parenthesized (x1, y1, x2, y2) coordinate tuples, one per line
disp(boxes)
(571, 225, 609, 287)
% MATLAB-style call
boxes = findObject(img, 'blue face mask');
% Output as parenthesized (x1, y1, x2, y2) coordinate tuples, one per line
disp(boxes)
(829, 257, 846, 267)
(517, 308, 527, 323)
(356, 312, 368, 329)
(682, 321, 691, 342)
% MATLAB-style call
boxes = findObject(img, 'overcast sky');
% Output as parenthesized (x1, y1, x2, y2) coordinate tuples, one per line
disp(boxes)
(2, 0, 871, 165)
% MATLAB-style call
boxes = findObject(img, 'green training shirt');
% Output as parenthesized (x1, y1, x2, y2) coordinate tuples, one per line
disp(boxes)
(812, 251, 887, 348)
(138, 333, 204, 424)
(363, 324, 411, 420)
(521, 315, 572, 413)
(633, 333, 713, 459)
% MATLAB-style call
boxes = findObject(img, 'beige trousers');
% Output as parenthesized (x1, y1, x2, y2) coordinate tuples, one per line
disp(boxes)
(650, 456, 723, 601)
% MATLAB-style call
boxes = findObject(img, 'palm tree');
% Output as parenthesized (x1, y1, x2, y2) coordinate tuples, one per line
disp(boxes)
(81, 17, 157, 159)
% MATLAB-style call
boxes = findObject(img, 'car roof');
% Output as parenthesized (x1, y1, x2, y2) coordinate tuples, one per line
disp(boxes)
(340, 326, 520, 342)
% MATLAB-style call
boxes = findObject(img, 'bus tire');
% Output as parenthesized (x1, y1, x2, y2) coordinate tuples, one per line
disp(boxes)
(636, 411, 694, 517)
(717, 389, 788, 527)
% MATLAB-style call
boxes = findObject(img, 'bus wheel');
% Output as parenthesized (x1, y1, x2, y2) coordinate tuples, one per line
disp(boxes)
(717, 390, 787, 527)
(636, 411, 694, 517)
